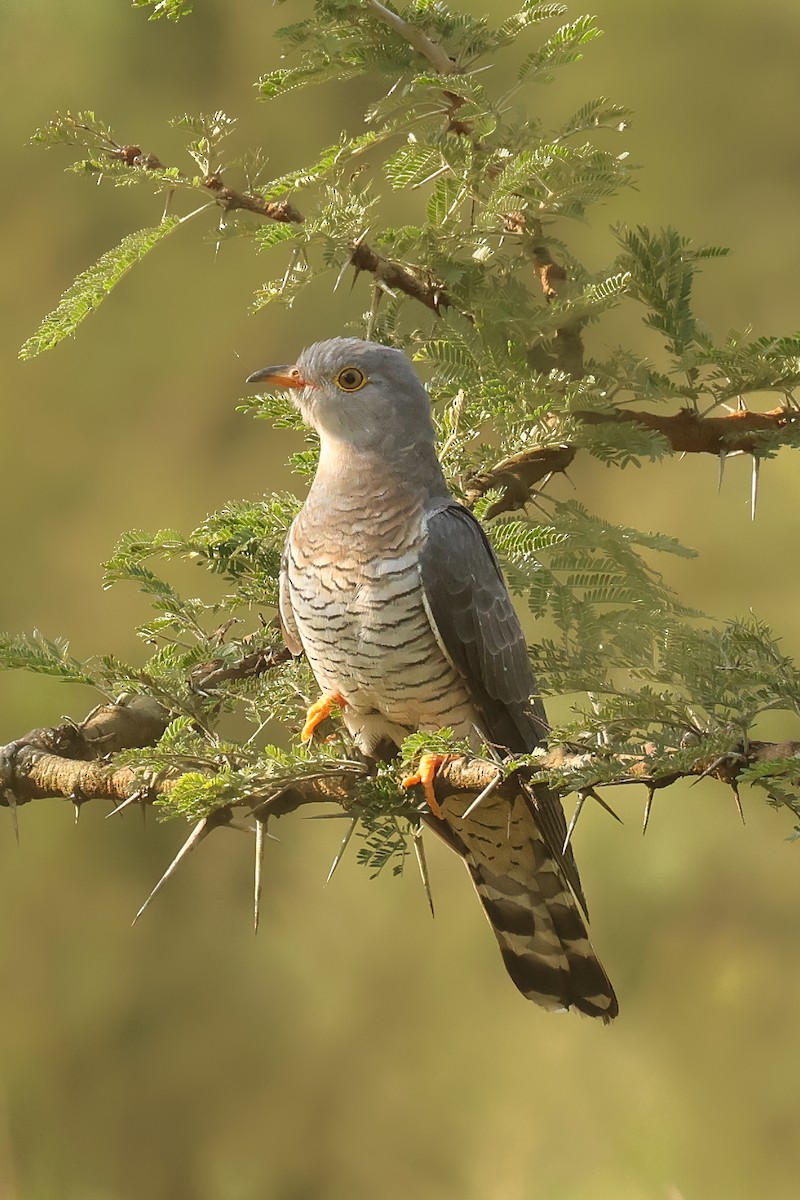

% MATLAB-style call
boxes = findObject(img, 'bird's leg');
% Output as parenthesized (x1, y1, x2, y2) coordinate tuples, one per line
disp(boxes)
(401, 753, 451, 819)
(301, 691, 347, 742)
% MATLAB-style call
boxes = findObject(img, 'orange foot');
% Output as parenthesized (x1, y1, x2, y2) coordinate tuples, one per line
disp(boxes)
(301, 691, 347, 743)
(401, 753, 452, 819)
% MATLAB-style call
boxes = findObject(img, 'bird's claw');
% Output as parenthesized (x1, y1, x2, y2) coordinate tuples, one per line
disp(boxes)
(401, 752, 450, 819)
(301, 691, 347, 742)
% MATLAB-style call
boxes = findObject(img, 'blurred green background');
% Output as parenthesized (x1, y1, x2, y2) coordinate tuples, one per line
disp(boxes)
(2, 2, 800, 1198)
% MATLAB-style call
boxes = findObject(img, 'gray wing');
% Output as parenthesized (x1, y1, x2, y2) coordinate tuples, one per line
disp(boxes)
(418, 501, 547, 754)
(418, 502, 588, 912)
(278, 541, 302, 655)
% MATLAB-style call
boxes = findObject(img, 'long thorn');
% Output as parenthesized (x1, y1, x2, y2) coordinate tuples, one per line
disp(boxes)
(691, 754, 729, 786)
(562, 792, 586, 854)
(254, 819, 265, 935)
(642, 786, 656, 834)
(751, 455, 760, 521)
(731, 782, 746, 826)
(717, 451, 727, 494)
(461, 771, 502, 820)
(5, 791, 20, 846)
(413, 829, 435, 917)
(132, 817, 211, 925)
(325, 816, 358, 885)
(106, 791, 143, 819)
(589, 788, 623, 825)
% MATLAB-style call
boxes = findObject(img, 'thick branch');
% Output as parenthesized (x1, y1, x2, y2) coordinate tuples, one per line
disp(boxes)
(465, 444, 577, 518)
(575, 405, 800, 455)
(465, 406, 800, 517)
(2, 698, 797, 821)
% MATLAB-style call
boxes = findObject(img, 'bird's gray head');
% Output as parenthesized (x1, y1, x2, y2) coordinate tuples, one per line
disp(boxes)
(246, 337, 436, 453)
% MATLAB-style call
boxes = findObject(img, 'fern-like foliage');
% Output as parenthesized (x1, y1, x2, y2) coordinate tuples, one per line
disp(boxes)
(19, 220, 180, 358)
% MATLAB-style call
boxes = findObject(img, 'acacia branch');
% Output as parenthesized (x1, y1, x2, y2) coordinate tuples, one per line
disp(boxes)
(350, 241, 451, 313)
(109, 146, 305, 224)
(576, 405, 800, 455)
(465, 406, 800, 518)
(2, 697, 797, 824)
(109, 142, 457, 313)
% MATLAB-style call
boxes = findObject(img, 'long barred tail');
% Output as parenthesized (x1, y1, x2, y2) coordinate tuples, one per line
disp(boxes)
(434, 788, 618, 1021)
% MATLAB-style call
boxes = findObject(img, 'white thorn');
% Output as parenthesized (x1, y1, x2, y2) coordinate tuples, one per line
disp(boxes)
(413, 828, 435, 917)
(562, 792, 586, 854)
(732, 785, 746, 826)
(106, 792, 142, 819)
(751, 455, 760, 521)
(717, 451, 727, 494)
(5, 791, 20, 846)
(325, 816, 358, 885)
(333, 256, 353, 293)
(254, 819, 265, 935)
(132, 817, 210, 925)
(461, 771, 502, 820)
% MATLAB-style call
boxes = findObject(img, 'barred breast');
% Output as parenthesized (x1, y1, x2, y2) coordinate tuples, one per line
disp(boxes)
(285, 485, 477, 754)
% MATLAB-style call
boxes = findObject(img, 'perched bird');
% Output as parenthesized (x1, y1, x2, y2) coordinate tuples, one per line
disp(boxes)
(247, 337, 617, 1019)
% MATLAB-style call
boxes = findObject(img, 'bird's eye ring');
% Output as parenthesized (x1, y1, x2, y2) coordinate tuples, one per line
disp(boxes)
(335, 366, 367, 392)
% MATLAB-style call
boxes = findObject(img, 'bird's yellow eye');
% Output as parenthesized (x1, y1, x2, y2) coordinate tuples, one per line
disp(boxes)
(335, 366, 367, 392)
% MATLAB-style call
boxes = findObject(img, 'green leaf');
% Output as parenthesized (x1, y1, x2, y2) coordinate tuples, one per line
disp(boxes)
(257, 62, 360, 100)
(384, 144, 443, 190)
(0, 631, 94, 684)
(19, 219, 181, 359)
(517, 16, 601, 83)
(427, 175, 463, 225)
(560, 97, 631, 137)
(496, 4, 568, 46)
(259, 132, 379, 202)
(29, 110, 117, 150)
(132, 0, 193, 21)
(254, 223, 302, 252)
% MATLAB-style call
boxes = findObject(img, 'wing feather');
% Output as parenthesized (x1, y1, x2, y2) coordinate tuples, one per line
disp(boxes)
(418, 502, 546, 752)
(418, 502, 588, 912)
(278, 542, 303, 655)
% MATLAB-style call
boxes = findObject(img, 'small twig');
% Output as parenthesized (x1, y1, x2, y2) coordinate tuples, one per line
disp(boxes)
(463, 444, 576, 517)
(350, 240, 452, 314)
(202, 175, 303, 224)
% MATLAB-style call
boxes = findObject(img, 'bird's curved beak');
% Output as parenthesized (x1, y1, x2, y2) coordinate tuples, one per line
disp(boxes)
(245, 364, 310, 388)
